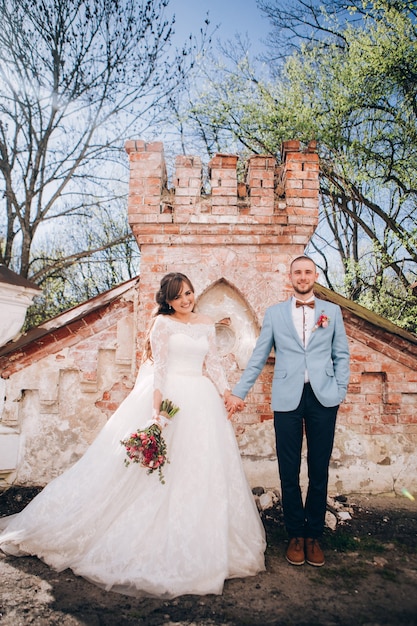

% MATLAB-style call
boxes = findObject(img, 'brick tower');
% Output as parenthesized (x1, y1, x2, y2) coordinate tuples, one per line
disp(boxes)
(125, 139, 320, 427)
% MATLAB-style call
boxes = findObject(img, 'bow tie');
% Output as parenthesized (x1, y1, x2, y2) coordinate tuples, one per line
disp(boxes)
(295, 300, 315, 309)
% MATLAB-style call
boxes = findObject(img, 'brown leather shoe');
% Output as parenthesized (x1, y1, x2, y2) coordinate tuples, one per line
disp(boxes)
(286, 537, 305, 565)
(305, 538, 325, 566)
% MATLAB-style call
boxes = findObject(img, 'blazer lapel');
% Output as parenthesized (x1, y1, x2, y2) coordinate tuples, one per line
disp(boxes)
(282, 298, 304, 348)
(307, 298, 329, 346)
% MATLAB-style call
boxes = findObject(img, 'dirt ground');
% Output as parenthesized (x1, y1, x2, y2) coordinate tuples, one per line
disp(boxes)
(0, 488, 416, 626)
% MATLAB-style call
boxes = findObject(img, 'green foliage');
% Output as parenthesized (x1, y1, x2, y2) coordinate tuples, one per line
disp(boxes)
(356, 280, 417, 334)
(328, 245, 417, 333)
(179, 0, 417, 330)
(23, 202, 140, 328)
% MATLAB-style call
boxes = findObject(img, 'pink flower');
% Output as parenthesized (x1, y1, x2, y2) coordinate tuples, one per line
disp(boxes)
(312, 312, 330, 332)
(120, 398, 180, 484)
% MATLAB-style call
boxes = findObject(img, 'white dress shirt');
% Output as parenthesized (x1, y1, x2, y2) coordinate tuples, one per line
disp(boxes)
(292, 296, 315, 382)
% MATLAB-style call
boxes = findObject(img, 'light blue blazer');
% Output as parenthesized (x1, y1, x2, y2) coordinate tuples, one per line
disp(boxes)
(232, 298, 350, 411)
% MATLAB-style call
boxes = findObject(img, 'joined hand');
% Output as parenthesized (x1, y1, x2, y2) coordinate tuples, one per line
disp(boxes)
(224, 393, 245, 420)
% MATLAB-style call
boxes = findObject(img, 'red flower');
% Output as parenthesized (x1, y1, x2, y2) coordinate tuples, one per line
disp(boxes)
(312, 311, 330, 332)
(120, 398, 179, 484)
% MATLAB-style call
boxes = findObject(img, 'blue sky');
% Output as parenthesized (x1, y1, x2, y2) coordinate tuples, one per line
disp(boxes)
(167, 0, 268, 54)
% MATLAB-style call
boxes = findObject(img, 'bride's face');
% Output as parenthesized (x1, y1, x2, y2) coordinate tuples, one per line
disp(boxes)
(168, 281, 195, 315)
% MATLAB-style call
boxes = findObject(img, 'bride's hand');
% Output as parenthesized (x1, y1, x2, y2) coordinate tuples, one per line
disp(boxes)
(225, 393, 245, 413)
(227, 408, 236, 421)
(152, 409, 170, 428)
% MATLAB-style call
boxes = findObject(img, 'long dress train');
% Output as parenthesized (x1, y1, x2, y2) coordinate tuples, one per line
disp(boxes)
(0, 315, 266, 598)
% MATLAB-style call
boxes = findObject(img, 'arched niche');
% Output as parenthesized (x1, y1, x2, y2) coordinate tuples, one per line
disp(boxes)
(195, 279, 259, 369)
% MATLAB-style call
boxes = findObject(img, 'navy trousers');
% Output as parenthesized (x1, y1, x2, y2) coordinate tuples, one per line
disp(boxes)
(274, 383, 338, 538)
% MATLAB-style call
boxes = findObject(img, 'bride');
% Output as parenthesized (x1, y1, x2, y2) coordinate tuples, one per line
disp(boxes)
(0, 272, 266, 598)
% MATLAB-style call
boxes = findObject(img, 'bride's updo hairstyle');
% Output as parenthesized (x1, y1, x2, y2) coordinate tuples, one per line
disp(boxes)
(155, 272, 195, 316)
(143, 272, 195, 361)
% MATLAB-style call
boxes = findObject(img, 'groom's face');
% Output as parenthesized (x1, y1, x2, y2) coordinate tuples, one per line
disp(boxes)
(289, 259, 318, 296)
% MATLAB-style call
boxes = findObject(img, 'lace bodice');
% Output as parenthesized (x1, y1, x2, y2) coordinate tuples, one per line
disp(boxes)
(150, 315, 229, 398)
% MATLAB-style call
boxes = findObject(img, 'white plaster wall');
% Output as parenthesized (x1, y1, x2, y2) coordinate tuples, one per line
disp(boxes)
(0, 307, 136, 487)
(0, 282, 40, 346)
(1, 277, 416, 498)
(330, 425, 417, 496)
(3, 353, 417, 495)
(195, 277, 417, 498)
(237, 420, 417, 497)
(2, 355, 108, 485)
(196, 280, 259, 369)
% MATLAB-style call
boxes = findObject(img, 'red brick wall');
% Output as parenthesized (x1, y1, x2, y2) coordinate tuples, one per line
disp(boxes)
(125, 139, 417, 451)
(340, 315, 417, 437)
(125, 139, 320, 424)
(1, 140, 417, 492)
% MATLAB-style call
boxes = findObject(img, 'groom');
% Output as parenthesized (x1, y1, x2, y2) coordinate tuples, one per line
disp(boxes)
(226, 256, 350, 566)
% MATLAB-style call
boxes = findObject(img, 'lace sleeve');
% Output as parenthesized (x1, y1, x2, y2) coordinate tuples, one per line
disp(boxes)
(150, 316, 170, 401)
(204, 325, 230, 397)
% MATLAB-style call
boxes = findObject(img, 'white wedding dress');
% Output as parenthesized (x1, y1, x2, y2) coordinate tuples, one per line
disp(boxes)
(0, 315, 266, 598)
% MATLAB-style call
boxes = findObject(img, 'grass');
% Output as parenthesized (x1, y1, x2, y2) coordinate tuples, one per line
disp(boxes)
(376, 568, 399, 582)
(323, 529, 387, 554)
(313, 562, 369, 583)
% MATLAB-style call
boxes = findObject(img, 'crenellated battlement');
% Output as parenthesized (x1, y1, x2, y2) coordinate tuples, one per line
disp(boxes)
(125, 139, 319, 247)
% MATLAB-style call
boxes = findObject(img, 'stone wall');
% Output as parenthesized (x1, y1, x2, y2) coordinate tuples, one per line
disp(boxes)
(0, 282, 138, 486)
(1, 140, 416, 498)
(125, 138, 320, 422)
(125, 140, 417, 496)
(333, 301, 417, 495)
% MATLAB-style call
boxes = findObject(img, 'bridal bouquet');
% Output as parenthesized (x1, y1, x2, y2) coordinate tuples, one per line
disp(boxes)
(120, 398, 179, 484)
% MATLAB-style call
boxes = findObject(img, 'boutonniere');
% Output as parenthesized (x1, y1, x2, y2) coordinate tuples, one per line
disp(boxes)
(312, 311, 330, 332)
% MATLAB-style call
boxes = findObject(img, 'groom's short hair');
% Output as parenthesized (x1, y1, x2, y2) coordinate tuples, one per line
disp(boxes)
(290, 256, 316, 271)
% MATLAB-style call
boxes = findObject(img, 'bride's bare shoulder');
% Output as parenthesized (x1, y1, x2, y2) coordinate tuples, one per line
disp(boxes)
(195, 313, 214, 325)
